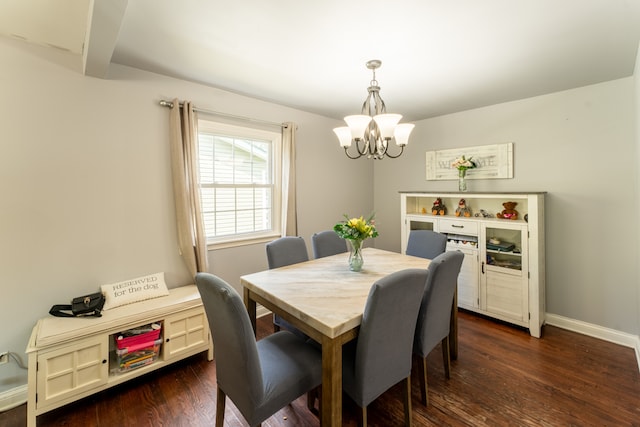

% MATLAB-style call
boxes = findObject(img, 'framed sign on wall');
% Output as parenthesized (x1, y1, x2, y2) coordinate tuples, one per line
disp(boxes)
(426, 142, 513, 180)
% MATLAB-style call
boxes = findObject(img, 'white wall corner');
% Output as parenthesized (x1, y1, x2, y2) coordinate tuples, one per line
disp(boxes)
(0, 384, 27, 413)
(545, 313, 640, 373)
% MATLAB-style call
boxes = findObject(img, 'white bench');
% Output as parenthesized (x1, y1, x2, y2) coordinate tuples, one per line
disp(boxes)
(25, 285, 212, 427)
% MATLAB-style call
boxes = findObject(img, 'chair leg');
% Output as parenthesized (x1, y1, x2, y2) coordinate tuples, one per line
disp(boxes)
(403, 376, 413, 426)
(307, 385, 321, 415)
(215, 387, 226, 427)
(441, 336, 451, 379)
(360, 405, 368, 427)
(418, 355, 429, 406)
(307, 389, 315, 412)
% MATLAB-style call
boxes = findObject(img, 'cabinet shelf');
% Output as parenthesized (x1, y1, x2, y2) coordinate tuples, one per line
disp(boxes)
(486, 249, 522, 257)
(485, 263, 522, 275)
(406, 212, 528, 224)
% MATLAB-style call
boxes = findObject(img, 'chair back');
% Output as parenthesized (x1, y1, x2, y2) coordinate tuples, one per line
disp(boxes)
(195, 273, 264, 412)
(311, 230, 348, 258)
(348, 268, 428, 406)
(413, 251, 464, 357)
(266, 236, 309, 269)
(406, 230, 447, 259)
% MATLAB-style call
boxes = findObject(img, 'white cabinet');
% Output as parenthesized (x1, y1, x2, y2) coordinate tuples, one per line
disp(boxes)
(35, 335, 109, 410)
(401, 192, 545, 337)
(26, 285, 213, 427)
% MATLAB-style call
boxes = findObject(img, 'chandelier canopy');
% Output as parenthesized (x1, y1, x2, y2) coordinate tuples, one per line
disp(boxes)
(333, 60, 414, 160)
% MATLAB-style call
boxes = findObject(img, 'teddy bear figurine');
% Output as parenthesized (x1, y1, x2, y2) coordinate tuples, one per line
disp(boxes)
(431, 197, 446, 215)
(496, 201, 518, 220)
(455, 198, 472, 217)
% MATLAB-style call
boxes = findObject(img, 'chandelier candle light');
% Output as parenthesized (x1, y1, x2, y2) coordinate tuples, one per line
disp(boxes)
(334, 214, 379, 271)
(333, 60, 415, 160)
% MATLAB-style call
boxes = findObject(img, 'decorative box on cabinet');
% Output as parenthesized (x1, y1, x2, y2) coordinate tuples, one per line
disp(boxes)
(400, 191, 545, 337)
(25, 285, 213, 427)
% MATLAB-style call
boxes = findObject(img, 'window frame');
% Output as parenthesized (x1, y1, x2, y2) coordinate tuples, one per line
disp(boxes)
(197, 119, 282, 250)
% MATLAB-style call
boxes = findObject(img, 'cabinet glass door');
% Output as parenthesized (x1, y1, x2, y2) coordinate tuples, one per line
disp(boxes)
(481, 223, 528, 323)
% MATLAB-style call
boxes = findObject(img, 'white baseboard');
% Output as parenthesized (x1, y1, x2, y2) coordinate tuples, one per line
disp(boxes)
(545, 313, 640, 372)
(0, 384, 27, 412)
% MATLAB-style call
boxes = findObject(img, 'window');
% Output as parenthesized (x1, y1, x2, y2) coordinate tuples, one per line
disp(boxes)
(198, 120, 281, 247)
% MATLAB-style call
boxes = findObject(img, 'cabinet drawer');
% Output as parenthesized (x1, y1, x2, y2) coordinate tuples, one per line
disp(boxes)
(438, 219, 478, 236)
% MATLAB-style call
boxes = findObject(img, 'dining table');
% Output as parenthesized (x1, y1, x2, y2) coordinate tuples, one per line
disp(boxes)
(240, 247, 458, 427)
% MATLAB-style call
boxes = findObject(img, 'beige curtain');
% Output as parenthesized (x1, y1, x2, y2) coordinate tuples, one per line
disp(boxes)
(281, 122, 297, 236)
(169, 99, 209, 276)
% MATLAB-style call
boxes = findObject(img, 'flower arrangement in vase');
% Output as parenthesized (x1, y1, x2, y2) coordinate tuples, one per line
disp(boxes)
(451, 155, 477, 192)
(333, 214, 379, 271)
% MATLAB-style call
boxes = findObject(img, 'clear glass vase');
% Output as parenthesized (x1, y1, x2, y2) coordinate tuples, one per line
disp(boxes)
(347, 239, 364, 272)
(458, 169, 467, 192)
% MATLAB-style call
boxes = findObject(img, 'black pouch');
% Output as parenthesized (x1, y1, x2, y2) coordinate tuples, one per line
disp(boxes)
(49, 292, 105, 318)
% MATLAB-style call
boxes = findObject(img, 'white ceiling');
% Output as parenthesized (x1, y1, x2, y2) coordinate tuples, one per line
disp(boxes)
(2, 0, 640, 121)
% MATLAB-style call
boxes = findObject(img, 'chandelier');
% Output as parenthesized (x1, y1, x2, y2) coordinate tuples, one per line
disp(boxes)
(333, 60, 414, 160)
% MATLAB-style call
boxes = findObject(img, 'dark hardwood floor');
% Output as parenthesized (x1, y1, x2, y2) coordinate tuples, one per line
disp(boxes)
(2, 310, 639, 426)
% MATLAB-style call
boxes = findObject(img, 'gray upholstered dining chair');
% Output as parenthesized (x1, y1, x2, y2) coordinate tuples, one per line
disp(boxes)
(195, 272, 322, 427)
(311, 230, 347, 259)
(405, 230, 447, 259)
(266, 236, 309, 335)
(413, 250, 464, 406)
(342, 268, 428, 427)
(266, 236, 309, 270)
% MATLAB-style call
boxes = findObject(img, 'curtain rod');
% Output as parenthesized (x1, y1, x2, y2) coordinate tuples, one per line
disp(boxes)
(159, 100, 286, 128)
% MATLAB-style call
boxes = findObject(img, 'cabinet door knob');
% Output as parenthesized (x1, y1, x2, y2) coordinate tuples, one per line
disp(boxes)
(481, 261, 485, 274)
(166, 338, 170, 342)
(102, 359, 107, 364)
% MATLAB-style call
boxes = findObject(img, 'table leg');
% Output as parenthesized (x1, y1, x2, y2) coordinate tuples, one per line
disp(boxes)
(321, 335, 342, 427)
(243, 288, 257, 336)
(450, 287, 458, 360)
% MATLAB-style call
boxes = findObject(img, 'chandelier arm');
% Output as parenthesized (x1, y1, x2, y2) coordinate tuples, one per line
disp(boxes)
(382, 144, 405, 159)
(358, 123, 375, 155)
(344, 147, 364, 159)
(378, 138, 388, 156)
(357, 137, 370, 156)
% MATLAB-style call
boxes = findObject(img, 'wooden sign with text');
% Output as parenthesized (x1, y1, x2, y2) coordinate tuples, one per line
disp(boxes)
(426, 142, 513, 180)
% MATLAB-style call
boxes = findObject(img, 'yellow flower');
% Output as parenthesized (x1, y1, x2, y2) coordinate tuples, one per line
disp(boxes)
(334, 214, 379, 241)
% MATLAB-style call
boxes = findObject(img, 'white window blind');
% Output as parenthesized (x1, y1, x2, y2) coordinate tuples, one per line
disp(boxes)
(198, 120, 281, 246)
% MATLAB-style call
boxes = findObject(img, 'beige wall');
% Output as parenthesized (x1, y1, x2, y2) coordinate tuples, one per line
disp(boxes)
(373, 77, 638, 337)
(0, 36, 372, 393)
